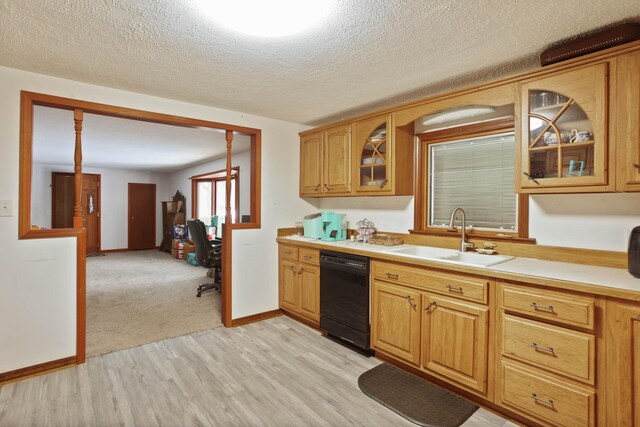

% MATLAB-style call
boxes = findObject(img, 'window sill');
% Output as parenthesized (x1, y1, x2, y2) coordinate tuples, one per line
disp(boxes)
(408, 229, 537, 245)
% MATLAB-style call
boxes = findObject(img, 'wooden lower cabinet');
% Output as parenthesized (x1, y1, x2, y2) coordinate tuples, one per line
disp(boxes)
(498, 361, 596, 427)
(605, 299, 640, 427)
(279, 259, 298, 312)
(422, 294, 489, 394)
(371, 280, 422, 365)
(278, 248, 320, 324)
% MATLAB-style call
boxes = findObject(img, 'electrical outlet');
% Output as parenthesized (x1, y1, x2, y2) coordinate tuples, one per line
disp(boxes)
(0, 200, 13, 217)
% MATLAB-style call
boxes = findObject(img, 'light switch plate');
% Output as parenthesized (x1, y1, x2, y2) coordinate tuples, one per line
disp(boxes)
(0, 200, 13, 217)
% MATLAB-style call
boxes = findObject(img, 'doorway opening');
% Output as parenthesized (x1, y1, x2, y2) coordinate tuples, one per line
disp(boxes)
(19, 91, 262, 365)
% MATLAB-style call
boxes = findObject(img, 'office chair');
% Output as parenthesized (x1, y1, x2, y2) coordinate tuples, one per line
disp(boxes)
(187, 219, 222, 297)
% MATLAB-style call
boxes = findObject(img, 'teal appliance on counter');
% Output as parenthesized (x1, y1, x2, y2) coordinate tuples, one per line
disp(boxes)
(303, 212, 347, 241)
(303, 213, 324, 239)
(320, 211, 347, 241)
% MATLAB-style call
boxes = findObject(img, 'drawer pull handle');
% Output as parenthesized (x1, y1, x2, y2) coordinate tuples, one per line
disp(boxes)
(634, 164, 640, 170)
(530, 342, 554, 354)
(446, 285, 463, 293)
(315, 184, 321, 191)
(405, 296, 416, 310)
(425, 301, 437, 312)
(284, 251, 292, 255)
(531, 393, 554, 407)
(530, 302, 554, 312)
(303, 255, 312, 260)
(386, 273, 399, 280)
(324, 184, 330, 191)
(379, 179, 388, 189)
(297, 268, 303, 276)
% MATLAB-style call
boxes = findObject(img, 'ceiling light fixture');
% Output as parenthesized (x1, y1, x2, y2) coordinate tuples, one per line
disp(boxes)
(193, 0, 336, 38)
(422, 106, 496, 126)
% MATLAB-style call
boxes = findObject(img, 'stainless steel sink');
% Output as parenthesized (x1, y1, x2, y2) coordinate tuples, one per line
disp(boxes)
(385, 246, 458, 259)
(437, 251, 514, 268)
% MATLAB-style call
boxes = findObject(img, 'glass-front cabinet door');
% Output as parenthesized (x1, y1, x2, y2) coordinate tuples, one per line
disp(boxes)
(354, 114, 393, 193)
(518, 63, 609, 192)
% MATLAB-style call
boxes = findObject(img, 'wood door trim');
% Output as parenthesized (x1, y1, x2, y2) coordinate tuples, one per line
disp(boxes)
(0, 356, 76, 384)
(231, 309, 283, 327)
(16, 91, 263, 379)
(127, 183, 156, 250)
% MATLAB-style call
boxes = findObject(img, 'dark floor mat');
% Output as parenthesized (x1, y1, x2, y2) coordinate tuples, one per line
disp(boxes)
(358, 363, 478, 427)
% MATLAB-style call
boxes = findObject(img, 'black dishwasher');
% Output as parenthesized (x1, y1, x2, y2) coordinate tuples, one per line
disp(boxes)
(320, 250, 371, 351)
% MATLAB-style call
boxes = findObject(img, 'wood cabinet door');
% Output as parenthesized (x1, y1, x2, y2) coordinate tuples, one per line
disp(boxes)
(300, 131, 323, 196)
(422, 294, 489, 393)
(279, 259, 299, 312)
(323, 125, 351, 194)
(617, 51, 640, 191)
(605, 299, 640, 426)
(299, 264, 320, 322)
(353, 114, 393, 193)
(371, 281, 421, 365)
(517, 62, 610, 192)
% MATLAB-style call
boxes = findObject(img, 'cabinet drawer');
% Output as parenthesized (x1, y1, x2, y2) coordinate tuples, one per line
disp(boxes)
(279, 245, 299, 261)
(373, 261, 489, 304)
(502, 314, 595, 384)
(298, 248, 319, 265)
(500, 283, 594, 329)
(500, 362, 595, 427)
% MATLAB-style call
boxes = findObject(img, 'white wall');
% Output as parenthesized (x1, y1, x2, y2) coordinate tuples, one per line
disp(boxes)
(0, 65, 313, 374)
(319, 192, 640, 252)
(166, 149, 252, 221)
(31, 163, 168, 250)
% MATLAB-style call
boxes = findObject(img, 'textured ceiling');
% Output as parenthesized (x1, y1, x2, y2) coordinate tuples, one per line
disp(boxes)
(33, 106, 251, 172)
(1, 1, 639, 126)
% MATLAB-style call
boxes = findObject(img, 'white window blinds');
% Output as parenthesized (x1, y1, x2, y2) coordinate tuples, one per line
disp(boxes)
(429, 132, 517, 231)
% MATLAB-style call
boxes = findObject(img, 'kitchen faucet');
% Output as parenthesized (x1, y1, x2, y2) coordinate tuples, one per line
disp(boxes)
(448, 207, 474, 252)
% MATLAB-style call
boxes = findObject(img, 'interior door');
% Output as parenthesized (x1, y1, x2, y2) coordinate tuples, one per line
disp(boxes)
(128, 183, 156, 250)
(82, 174, 100, 255)
(52, 172, 101, 254)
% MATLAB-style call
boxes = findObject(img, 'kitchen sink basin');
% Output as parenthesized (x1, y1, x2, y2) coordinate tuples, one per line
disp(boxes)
(437, 251, 514, 267)
(385, 246, 458, 259)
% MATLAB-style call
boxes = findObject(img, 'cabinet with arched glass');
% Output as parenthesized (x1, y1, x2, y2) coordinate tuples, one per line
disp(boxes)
(517, 62, 614, 193)
(352, 113, 414, 195)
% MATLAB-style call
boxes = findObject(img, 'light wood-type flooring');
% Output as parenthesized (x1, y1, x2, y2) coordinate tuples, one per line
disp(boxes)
(0, 316, 516, 426)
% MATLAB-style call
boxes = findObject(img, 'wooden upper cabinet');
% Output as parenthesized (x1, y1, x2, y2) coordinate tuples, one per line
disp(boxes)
(323, 125, 351, 194)
(617, 51, 640, 191)
(354, 114, 393, 193)
(300, 132, 323, 196)
(299, 125, 351, 197)
(517, 62, 612, 193)
(353, 113, 414, 195)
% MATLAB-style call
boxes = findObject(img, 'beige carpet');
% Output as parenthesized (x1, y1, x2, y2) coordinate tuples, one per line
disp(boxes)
(86, 249, 222, 357)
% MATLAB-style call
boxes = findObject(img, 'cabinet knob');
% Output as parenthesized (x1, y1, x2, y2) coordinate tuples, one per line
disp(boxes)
(405, 295, 416, 310)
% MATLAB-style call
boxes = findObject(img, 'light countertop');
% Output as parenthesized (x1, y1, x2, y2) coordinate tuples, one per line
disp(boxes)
(278, 235, 640, 299)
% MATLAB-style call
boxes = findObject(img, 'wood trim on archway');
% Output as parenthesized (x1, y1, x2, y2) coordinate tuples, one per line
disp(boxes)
(17, 90, 262, 378)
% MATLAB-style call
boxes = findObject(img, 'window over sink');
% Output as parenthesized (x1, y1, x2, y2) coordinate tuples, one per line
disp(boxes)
(414, 116, 530, 240)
